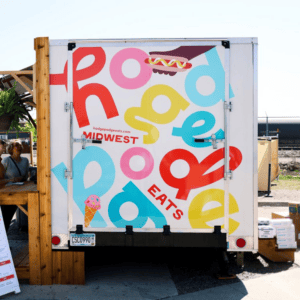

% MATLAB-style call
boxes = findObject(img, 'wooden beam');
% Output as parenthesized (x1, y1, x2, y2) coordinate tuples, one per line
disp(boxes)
(35, 37, 52, 285)
(10, 72, 33, 96)
(0, 195, 28, 205)
(52, 251, 62, 284)
(19, 75, 33, 87)
(16, 267, 30, 279)
(28, 192, 41, 285)
(0, 71, 33, 75)
(73, 252, 85, 285)
(17, 204, 28, 216)
(61, 252, 74, 284)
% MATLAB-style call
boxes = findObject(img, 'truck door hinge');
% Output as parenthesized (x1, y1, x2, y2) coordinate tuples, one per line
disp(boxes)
(68, 42, 76, 51)
(64, 169, 72, 178)
(222, 40, 230, 49)
(64, 102, 71, 112)
(225, 102, 232, 112)
(225, 170, 233, 180)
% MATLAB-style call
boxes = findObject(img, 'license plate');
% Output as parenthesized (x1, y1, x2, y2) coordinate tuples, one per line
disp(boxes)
(70, 233, 96, 246)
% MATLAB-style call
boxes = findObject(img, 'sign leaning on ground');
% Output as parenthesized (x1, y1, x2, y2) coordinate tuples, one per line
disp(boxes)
(0, 208, 20, 296)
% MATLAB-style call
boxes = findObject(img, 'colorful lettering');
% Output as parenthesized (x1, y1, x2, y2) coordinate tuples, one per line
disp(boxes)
(50, 47, 119, 128)
(188, 189, 240, 234)
(120, 147, 154, 180)
(172, 111, 225, 147)
(110, 48, 152, 89)
(125, 84, 190, 144)
(159, 146, 242, 200)
(52, 146, 116, 227)
(108, 181, 167, 228)
(185, 47, 234, 107)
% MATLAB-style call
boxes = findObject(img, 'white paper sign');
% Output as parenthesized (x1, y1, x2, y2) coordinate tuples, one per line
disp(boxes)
(0, 207, 20, 296)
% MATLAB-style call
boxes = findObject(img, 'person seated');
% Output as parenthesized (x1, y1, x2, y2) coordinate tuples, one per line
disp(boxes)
(0, 141, 29, 232)
(0, 140, 6, 180)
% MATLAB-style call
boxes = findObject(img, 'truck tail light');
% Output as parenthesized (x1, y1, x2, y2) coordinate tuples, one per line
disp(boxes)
(52, 236, 61, 245)
(236, 238, 246, 248)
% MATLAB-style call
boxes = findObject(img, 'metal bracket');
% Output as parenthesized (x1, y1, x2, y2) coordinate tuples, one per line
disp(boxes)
(195, 134, 223, 149)
(73, 134, 102, 149)
(125, 225, 133, 235)
(64, 169, 72, 178)
(64, 102, 71, 112)
(222, 40, 230, 49)
(68, 43, 76, 51)
(75, 225, 83, 234)
(163, 225, 171, 236)
(225, 170, 233, 180)
(213, 225, 222, 234)
(225, 102, 232, 112)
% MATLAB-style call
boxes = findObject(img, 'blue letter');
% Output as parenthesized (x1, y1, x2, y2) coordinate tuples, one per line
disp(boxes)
(108, 181, 167, 228)
(185, 48, 234, 107)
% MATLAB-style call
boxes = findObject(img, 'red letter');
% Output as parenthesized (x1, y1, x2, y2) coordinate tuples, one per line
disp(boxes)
(160, 147, 242, 200)
(148, 184, 161, 197)
(115, 135, 122, 143)
(130, 137, 139, 144)
(96, 133, 103, 140)
(83, 131, 92, 139)
(166, 200, 177, 211)
(104, 134, 115, 142)
(173, 210, 183, 220)
(124, 136, 130, 143)
(155, 194, 167, 205)
(50, 47, 119, 128)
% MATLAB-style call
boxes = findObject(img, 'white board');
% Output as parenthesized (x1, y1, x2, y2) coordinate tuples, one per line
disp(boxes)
(0, 207, 20, 296)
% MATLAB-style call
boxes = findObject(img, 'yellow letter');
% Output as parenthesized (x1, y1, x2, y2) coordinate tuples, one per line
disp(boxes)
(188, 189, 239, 235)
(125, 85, 190, 144)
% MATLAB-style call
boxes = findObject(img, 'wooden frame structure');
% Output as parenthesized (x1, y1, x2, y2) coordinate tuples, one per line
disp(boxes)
(0, 37, 85, 285)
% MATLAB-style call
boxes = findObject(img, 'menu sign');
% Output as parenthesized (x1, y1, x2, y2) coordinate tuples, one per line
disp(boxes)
(0, 207, 20, 296)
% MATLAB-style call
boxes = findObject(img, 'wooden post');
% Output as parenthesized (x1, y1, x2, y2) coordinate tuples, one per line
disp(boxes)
(34, 37, 52, 285)
(28, 192, 41, 284)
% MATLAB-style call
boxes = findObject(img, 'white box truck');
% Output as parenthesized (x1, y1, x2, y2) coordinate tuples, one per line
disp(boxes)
(49, 38, 258, 259)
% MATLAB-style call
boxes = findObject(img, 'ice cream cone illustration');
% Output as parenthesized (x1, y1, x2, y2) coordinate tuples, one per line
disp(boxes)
(84, 195, 101, 227)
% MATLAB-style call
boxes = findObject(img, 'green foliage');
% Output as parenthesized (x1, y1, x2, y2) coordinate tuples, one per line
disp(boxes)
(0, 82, 35, 137)
(279, 174, 300, 180)
(19, 119, 37, 142)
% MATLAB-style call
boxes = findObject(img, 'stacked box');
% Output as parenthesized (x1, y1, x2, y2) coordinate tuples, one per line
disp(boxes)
(270, 219, 297, 249)
(289, 203, 300, 247)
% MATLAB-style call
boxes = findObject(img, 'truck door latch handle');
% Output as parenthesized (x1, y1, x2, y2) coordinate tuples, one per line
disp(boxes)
(195, 134, 224, 149)
(73, 134, 102, 149)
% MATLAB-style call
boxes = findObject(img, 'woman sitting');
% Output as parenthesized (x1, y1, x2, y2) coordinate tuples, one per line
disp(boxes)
(0, 141, 29, 232)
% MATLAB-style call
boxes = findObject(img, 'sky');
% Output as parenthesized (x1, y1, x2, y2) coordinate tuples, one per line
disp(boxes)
(0, 0, 299, 118)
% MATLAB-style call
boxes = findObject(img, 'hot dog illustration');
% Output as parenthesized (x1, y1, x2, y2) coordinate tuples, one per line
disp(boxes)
(145, 46, 215, 76)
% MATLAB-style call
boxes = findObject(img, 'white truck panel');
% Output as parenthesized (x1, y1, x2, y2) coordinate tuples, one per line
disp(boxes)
(49, 38, 257, 251)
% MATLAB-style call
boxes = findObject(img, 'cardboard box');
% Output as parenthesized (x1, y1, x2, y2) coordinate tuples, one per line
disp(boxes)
(258, 238, 295, 262)
(272, 212, 289, 219)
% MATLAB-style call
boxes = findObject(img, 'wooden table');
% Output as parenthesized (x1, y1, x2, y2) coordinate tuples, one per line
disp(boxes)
(0, 181, 41, 284)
